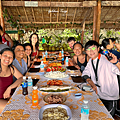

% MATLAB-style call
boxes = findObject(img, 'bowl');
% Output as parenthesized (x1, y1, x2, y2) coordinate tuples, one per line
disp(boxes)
(43, 93, 66, 104)
(28, 68, 40, 73)
(39, 104, 72, 120)
(66, 66, 78, 70)
(34, 62, 41, 65)
(71, 75, 85, 83)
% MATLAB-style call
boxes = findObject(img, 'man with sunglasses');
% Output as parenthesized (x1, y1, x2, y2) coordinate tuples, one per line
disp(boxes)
(82, 40, 120, 117)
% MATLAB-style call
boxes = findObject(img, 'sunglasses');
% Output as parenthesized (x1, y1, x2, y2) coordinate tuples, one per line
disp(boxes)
(87, 47, 96, 51)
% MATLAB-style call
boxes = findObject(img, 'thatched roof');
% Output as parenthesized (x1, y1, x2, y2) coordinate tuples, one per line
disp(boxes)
(2, 0, 120, 31)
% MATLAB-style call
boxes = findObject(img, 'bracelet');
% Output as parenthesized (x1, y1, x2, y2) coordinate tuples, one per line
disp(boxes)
(113, 60, 119, 65)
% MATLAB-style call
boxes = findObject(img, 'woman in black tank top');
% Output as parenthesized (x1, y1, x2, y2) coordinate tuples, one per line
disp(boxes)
(73, 42, 89, 73)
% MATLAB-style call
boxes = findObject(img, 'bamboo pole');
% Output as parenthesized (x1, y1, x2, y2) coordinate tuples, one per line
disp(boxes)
(96, 0, 101, 43)
(0, 0, 5, 32)
(92, 6, 97, 40)
(81, 21, 85, 44)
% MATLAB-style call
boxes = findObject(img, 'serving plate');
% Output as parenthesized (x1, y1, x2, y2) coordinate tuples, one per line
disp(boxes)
(39, 85, 72, 93)
(77, 83, 93, 92)
(43, 93, 66, 104)
(44, 71, 69, 79)
(39, 104, 72, 120)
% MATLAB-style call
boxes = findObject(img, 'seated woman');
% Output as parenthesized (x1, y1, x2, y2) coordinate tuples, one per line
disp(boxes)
(23, 43, 32, 68)
(29, 33, 39, 60)
(73, 42, 90, 73)
(12, 44, 27, 82)
(0, 48, 23, 113)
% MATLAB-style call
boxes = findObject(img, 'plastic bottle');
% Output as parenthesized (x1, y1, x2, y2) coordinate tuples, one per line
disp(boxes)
(40, 61, 44, 71)
(81, 100, 89, 120)
(65, 57, 69, 66)
(45, 50, 48, 58)
(22, 76, 28, 96)
(61, 49, 64, 57)
(27, 76, 33, 94)
(59, 51, 62, 57)
(32, 86, 38, 106)
(61, 56, 64, 65)
(102, 49, 113, 61)
(42, 52, 44, 59)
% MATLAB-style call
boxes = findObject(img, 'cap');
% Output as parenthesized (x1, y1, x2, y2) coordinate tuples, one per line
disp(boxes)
(28, 76, 31, 79)
(83, 100, 88, 104)
(23, 76, 26, 80)
(33, 86, 37, 90)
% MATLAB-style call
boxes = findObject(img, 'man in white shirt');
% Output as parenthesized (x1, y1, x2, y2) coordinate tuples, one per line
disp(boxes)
(82, 40, 120, 117)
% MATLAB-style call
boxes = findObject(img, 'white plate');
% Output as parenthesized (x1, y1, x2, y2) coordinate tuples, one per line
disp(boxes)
(38, 85, 72, 93)
(39, 104, 72, 120)
(44, 71, 69, 79)
(77, 83, 93, 92)
(34, 65, 40, 68)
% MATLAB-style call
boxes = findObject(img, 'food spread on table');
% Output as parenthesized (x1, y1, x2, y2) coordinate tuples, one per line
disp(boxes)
(42, 106, 69, 120)
(39, 85, 72, 92)
(48, 62, 62, 67)
(43, 94, 65, 104)
(47, 79, 63, 86)
(46, 66, 66, 72)
(44, 71, 68, 79)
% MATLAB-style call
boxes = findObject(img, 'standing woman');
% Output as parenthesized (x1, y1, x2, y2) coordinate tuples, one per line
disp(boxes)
(0, 48, 23, 113)
(29, 33, 39, 60)
(0, 25, 13, 48)
(73, 42, 90, 73)
(12, 44, 27, 82)
(23, 43, 32, 68)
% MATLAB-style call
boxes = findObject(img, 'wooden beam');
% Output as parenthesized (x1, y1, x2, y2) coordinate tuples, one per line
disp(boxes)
(96, 0, 101, 43)
(101, 7, 111, 22)
(41, 7, 44, 24)
(2, 1, 97, 7)
(102, 1, 120, 6)
(71, 7, 77, 29)
(23, 7, 29, 22)
(50, 1, 51, 29)
(81, 21, 85, 44)
(16, 7, 23, 22)
(92, 6, 97, 40)
(0, 0, 5, 32)
(32, 7, 36, 22)
(56, 0, 60, 29)
(65, 0, 69, 29)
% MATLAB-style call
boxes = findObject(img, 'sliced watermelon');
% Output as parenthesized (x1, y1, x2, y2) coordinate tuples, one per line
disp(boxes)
(46, 67, 51, 72)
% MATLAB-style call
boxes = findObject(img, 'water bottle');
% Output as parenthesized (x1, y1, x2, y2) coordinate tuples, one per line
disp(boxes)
(42, 52, 44, 59)
(22, 76, 28, 96)
(81, 100, 89, 120)
(61, 56, 64, 65)
(40, 61, 44, 71)
(45, 50, 48, 58)
(61, 49, 64, 57)
(102, 49, 113, 61)
(27, 76, 33, 94)
(65, 57, 69, 66)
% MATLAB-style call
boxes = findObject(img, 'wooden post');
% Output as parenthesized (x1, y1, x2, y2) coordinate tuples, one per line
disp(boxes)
(96, 0, 101, 43)
(92, 6, 97, 40)
(18, 34, 20, 43)
(0, 0, 5, 32)
(81, 21, 85, 44)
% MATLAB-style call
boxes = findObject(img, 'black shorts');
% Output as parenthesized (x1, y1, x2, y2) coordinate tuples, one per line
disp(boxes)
(100, 98, 117, 117)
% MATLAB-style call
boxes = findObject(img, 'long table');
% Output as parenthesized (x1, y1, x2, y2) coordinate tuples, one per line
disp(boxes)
(0, 71, 114, 120)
